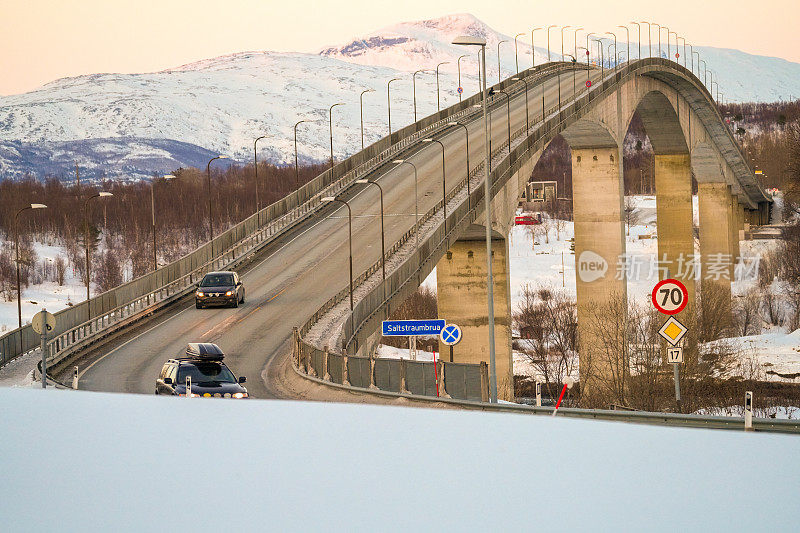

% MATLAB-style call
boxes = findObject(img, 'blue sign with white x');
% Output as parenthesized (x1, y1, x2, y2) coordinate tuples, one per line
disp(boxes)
(440, 324, 462, 346)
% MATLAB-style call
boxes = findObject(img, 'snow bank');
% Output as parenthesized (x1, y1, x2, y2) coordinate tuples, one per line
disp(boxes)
(0, 387, 797, 531)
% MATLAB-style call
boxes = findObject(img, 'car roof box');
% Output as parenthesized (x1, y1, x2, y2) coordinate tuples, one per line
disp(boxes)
(183, 342, 224, 360)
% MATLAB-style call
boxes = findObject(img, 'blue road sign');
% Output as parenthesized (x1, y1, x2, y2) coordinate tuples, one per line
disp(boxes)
(440, 324, 462, 346)
(382, 319, 445, 336)
(457, 86, 463, 94)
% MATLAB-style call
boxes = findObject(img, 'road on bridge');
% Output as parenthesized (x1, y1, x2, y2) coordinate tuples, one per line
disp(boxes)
(72, 65, 601, 399)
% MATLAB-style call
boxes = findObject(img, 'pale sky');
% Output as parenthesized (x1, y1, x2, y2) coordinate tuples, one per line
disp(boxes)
(1, 0, 797, 96)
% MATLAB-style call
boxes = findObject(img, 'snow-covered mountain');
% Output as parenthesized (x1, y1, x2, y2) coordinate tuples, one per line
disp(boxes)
(1, 13, 798, 181)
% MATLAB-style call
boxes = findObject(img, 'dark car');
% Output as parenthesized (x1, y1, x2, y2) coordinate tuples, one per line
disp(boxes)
(195, 271, 245, 309)
(155, 343, 248, 398)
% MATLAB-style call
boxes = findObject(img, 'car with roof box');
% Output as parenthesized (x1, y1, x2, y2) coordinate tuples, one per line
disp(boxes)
(155, 343, 248, 398)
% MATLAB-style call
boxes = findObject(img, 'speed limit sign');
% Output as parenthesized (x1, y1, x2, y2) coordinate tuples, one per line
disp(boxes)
(652, 279, 689, 315)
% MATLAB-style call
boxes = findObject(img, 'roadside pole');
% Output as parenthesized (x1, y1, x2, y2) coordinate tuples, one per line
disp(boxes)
(32, 308, 55, 389)
(653, 279, 689, 412)
(40, 319, 47, 388)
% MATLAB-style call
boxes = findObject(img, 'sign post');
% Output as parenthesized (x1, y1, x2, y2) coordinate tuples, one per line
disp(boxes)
(653, 279, 689, 410)
(32, 308, 55, 388)
(439, 323, 462, 363)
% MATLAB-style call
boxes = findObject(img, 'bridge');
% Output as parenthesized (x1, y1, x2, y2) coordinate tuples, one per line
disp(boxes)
(1, 55, 771, 410)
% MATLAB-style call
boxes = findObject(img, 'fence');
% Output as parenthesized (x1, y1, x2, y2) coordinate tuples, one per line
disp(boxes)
(2, 63, 577, 370)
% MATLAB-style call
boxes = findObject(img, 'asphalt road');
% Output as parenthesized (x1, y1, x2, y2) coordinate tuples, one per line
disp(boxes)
(77, 66, 600, 399)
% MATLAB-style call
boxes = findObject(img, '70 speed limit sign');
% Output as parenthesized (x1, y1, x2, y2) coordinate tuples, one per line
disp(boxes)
(651, 279, 689, 315)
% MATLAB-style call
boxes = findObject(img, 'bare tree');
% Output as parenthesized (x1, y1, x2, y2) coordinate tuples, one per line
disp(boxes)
(624, 196, 641, 236)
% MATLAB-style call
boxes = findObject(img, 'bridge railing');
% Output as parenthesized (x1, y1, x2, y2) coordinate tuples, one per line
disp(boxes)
(0, 61, 575, 371)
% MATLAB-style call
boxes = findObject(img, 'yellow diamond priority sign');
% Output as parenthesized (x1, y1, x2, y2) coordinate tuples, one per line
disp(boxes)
(659, 316, 688, 346)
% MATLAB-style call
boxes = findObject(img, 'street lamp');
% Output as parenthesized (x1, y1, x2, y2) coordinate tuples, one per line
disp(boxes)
(677, 36, 687, 68)
(412, 69, 432, 122)
(546, 25, 557, 61)
(14, 203, 47, 331)
(452, 34, 499, 403)
(422, 138, 448, 229)
(561, 56, 577, 100)
(497, 89, 512, 152)
(354, 179, 386, 282)
(392, 159, 420, 254)
(618, 25, 630, 66)
(572, 27, 584, 59)
(639, 21, 652, 58)
(514, 32, 525, 73)
(497, 39, 508, 83)
(456, 55, 469, 101)
(593, 39, 605, 79)
(253, 135, 267, 213)
(653, 22, 662, 58)
(560, 25, 572, 64)
(360, 89, 374, 150)
(511, 77, 530, 132)
(629, 22, 642, 60)
(531, 27, 542, 67)
(578, 46, 591, 86)
(447, 121, 471, 207)
(206, 155, 229, 240)
(294, 120, 309, 205)
(84, 191, 113, 316)
(329, 102, 345, 170)
(150, 174, 175, 271)
(321, 196, 353, 311)
(387, 78, 401, 134)
(606, 32, 618, 72)
(435, 62, 449, 111)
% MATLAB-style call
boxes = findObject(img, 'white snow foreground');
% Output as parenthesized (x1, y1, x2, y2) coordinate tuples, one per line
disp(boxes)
(1, 388, 798, 531)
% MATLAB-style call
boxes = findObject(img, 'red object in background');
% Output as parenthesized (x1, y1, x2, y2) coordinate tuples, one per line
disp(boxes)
(515, 214, 541, 226)
(554, 383, 568, 410)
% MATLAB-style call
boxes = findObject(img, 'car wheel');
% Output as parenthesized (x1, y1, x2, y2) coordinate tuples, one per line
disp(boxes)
(196, 302, 202, 309)
(232, 297, 239, 308)
(240, 291, 245, 304)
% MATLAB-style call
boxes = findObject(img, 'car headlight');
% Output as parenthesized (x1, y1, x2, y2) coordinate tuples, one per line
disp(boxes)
(225, 290, 234, 296)
(233, 392, 248, 399)
(196, 291, 204, 297)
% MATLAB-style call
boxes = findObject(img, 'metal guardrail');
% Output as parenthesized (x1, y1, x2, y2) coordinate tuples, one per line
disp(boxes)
(2, 64, 574, 371)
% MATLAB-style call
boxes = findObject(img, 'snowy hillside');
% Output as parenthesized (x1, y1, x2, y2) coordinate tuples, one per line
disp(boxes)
(1, 13, 799, 181)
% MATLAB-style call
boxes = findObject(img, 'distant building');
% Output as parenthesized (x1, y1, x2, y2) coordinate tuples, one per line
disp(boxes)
(525, 180, 557, 203)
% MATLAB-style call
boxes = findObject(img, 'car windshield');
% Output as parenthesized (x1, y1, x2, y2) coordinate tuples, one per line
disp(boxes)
(200, 274, 234, 287)
(177, 362, 236, 385)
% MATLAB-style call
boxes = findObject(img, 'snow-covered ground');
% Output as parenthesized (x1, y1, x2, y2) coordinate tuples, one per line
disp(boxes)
(0, 387, 797, 531)
(383, 196, 800, 384)
(0, 242, 85, 334)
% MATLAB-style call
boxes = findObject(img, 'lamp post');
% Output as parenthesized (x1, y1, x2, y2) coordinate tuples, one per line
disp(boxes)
(435, 62, 449, 111)
(669, 31, 678, 63)
(321, 196, 353, 311)
(360, 89, 374, 151)
(497, 89, 512, 152)
(422, 138, 448, 229)
(392, 159, 420, 254)
(653, 23, 662, 58)
(546, 25, 557, 61)
(412, 69, 433, 122)
(585, 32, 596, 65)
(677, 36, 687, 68)
(84, 191, 113, 315)
(699, 59, 708, 87)
(514, 33, 525, 73)
(593, 39, 605, 79)
(560, 25, 572, 63)
(294, 120, 308, 205)
(639, 21, 652, 58)
(531, 27, 542, 67)
(150, 175, 175, 271)
(618, 25, 630, 66)
(606, 32, 618, 73)
(447, 121, 471, 207)
(562, 55, 577, 99)
(629, 22, 642, 60)
(387, 78, 401, 134)
(452, 35, 498, 403)
(511, 77, 530, 132)
(572, 27, 584, 59)
(14, 203, 47, 330)
(497, 39, 508, 83)
(206, 155, 228, 241)
(578, 46, 590, 86)
(456, 55, 468, 101)
(691, 48, 699, 76)
(329, 102, 345, 170)
(354, 179, 386, 282)
(253, 135, 267, 213)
